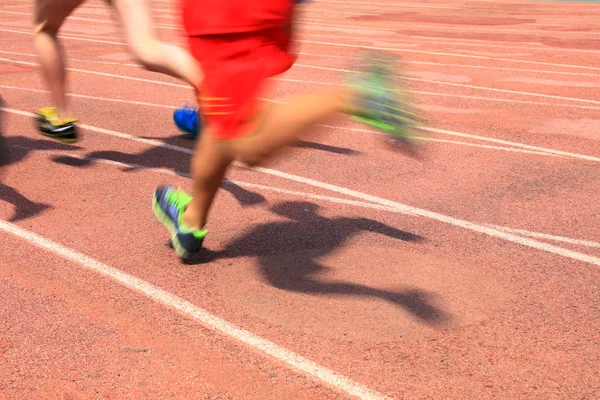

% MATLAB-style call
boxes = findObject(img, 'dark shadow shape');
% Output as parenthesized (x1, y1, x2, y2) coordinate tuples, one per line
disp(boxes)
(0, 95, 7, 171)
(0, 132, 79, 222)
(2, 135, 83, 168)
(52, 153, 268, 209)
(221, 180, 266, 207)
(195, 201, 449, 326)
(293, 140, 360, 156)
(0, 182, 52, 222)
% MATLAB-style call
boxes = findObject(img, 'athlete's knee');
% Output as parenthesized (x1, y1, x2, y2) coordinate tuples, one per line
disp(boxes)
(237, 149, 268, 168)
(130, 39, 162, 69)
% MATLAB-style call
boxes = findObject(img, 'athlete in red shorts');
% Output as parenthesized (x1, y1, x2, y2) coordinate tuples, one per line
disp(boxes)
(153, 0, 423, 261)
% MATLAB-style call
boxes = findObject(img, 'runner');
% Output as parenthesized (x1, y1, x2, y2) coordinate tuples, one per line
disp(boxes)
(152, 0, 423, 261)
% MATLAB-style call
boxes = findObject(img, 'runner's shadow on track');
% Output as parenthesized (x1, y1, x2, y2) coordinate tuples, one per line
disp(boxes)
(50, 134, 357, 208)
(49, 134, 359, 177)
(0, 120, 78, 221)
(196, 200, 450, 326)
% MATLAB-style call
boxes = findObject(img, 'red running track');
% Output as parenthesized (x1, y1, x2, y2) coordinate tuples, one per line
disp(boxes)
(1, 0, 600, 398)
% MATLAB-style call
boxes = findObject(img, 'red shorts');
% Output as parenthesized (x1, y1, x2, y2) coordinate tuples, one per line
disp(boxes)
(188, 27, 296, 140)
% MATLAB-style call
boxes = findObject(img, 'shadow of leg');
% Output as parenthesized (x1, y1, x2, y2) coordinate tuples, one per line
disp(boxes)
(0, 183, 52, 222)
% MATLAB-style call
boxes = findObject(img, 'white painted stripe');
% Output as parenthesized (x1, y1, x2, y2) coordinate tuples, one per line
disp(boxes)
(3, 52, 599, 114)
(6, 43, 598, 78)
(0, 57, 190, 88)
(488, 225, 600, 249)
(3, 107, 598, 268)
(2, 26, 600, 73)
(411, 91, 600, 111)
(14, 147, 411, 216)
(301, 17, 600, 37)
(300, 39, 600, 72)
(0, 28, 128, 46)
(294, 64, 600, 105)
(316, 124, 600, 162)
(0, 85, 178, 109)
(424, 127, 600, 163)
(249, 167, 600, 267)
(417, 137, 563, 158)
(0, 220, 390, 400)
(3, 87, 598, 163)
(0, 49, 138, 67)
(403, 76, 600, 106)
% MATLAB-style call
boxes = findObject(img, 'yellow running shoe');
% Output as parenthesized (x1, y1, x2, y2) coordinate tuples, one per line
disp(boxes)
(35, 107, 79, 143)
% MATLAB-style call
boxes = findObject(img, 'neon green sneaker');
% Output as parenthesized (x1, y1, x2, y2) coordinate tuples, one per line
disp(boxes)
(345, 49, 424, 155)
(35, 107, 79, 143)
(152, 185, 208, 262)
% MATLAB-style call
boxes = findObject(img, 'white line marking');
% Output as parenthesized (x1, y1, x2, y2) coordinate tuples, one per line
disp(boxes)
(0, 49, 138, 67)
(5, 40, 599, 78)
(424, 127, 600, 163)
(2, 26, 600, 73)
(487, 224, 600, 249)
(3, 107, 598, 268)
(417, 137, 563, 157)
(27, 144, 596, 250)
(0, 220, 390, 400)
(316, 123, 600, 162)
(0, 85, 178, 109)
(294, 63, 600, 105)
(249, 166, 600, 267)
(300, 39, 600, 72)
(0, 57, 191, 88)
(3, 54, 600, 113)
(11, 144, 406, 215)
(3, 87, 598, 163)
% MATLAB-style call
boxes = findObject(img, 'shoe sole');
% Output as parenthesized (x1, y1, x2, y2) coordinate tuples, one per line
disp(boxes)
(152, 194, 193, 261)
(35, 116, 79, 143)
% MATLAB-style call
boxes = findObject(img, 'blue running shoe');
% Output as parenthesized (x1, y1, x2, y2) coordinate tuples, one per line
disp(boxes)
(152, 185, 208, 261)
(173, 105, 201, 140)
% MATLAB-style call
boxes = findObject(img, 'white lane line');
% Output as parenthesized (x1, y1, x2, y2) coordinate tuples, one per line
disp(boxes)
(4, 47, 599, 78)
(3, 107, 598, 268)
(23, 144, 597, 251)
(0, 49, 138, 67)
(417, 137, 562, 158)
(24, 147, 411, 215)
(424, 127, 600, 163)
(249, 167, 600, 267)
(3, 89, 598, 164)
(300, 39, 600, 72)
(5, 53, 600, 108)
(0, 219, 390, 400)
(487, 224, 600, 249)
(5, 53, 600, 113)
(316, 123, 600, 163)
(2, 26, 600, 73)
(294, 64, 600, 106)
(6, 53, 600, 107)
(0, 85, 178, 109)
(0, 57, 191, 88)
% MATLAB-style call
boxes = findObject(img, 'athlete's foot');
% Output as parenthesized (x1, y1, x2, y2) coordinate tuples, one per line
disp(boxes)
(152, 185, 208, 262)
(35, 107, 79, 143)
(173, 105, 202, 140)
(343, 49, 425, 158)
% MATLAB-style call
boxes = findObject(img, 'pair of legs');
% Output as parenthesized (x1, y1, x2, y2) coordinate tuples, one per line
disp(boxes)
(33, 0, 202, 122)
(152, 22, 421, 261)
(183, 84, 348, 230)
